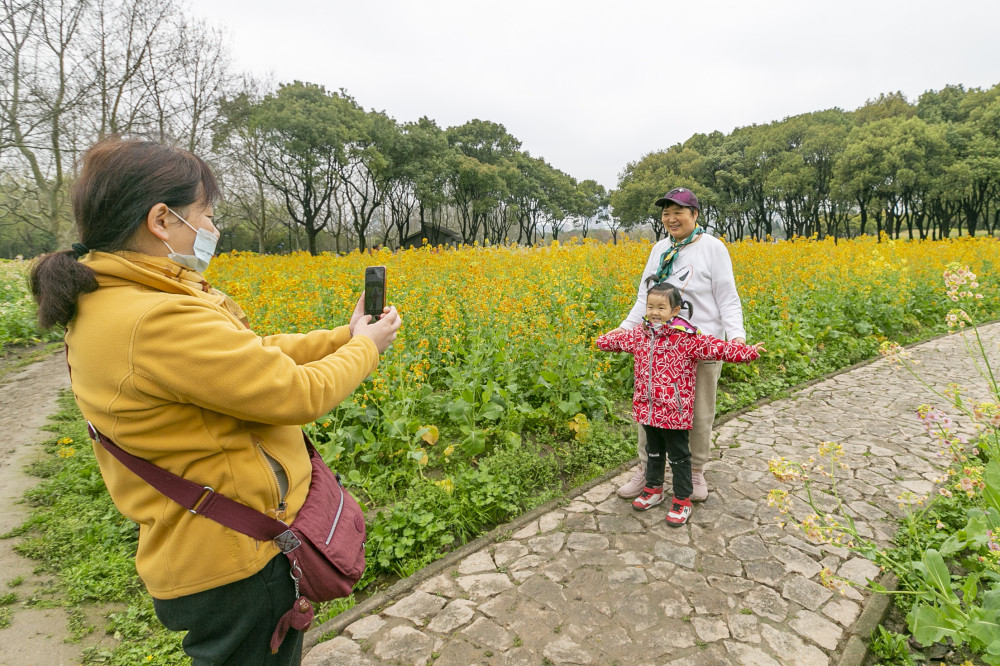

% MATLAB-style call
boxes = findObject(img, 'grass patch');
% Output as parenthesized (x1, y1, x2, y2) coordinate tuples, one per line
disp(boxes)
(7, 392, 178, 662)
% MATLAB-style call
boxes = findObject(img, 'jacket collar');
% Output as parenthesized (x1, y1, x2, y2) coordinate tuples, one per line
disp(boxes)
(642, 315, 699, 338)
(667, 316, 698, 335)
(80, 251, 249, 328)
(81, 251, 208, 295)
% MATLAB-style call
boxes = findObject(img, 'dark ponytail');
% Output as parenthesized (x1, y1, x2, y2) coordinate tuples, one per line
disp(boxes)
(28, 137, 220, 329)
(29, 251, 99, 329)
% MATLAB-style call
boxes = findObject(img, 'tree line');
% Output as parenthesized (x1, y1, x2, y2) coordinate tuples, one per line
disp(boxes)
(212, 82, 609, 254)
(3, 0, 998, 258)
(0, 0, 233, 257)
(0, 0, 607, 257)
(611, 86, 1000, 241)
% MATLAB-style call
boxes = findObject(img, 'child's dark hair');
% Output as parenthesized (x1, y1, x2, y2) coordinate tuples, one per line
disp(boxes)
(647, 282, 683, 309)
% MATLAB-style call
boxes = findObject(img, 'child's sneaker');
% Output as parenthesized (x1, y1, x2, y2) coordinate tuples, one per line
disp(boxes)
(632, 486, 665, 511)
(665, 497, 693, 526)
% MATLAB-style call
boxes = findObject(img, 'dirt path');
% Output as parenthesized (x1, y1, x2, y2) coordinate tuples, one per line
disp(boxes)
(0, 349, 112, 666)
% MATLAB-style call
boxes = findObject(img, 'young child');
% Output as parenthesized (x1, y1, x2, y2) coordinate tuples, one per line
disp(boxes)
(595, 283, 764, 526)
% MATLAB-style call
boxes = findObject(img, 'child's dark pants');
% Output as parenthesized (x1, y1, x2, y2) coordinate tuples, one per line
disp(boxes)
(642, 424, 692, 500)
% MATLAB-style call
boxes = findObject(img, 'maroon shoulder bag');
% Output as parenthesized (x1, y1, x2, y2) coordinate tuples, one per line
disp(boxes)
(86, 423, 366, 652)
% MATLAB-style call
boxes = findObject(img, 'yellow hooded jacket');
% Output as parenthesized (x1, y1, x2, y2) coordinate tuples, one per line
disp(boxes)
(65, 252, 379, 599)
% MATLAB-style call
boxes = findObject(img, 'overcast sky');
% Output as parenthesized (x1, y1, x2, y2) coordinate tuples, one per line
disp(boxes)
(190, 0, 1000, 189)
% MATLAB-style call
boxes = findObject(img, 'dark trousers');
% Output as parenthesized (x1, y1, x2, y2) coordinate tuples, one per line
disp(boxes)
(153, 554, 303, 666)
(642, 424, 692, 500)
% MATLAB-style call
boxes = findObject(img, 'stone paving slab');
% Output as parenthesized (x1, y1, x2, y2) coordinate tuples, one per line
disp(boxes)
(304, 324, 1000, 665)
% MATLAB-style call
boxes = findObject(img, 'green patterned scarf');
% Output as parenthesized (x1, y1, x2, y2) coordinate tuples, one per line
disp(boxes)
(654, 226, 703, 283)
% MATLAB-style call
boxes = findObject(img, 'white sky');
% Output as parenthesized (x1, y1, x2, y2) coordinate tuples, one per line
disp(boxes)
(189, 0, 1000, 189)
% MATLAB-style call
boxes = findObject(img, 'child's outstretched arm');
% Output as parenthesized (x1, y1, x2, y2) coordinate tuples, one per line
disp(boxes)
(595, 328, 637, 354)
(690, 334, 763, 363)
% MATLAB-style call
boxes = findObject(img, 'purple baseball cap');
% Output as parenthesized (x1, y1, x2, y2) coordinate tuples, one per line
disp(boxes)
(655, 187, 700, 211)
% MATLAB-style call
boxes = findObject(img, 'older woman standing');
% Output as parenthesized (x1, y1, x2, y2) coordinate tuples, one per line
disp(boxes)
(29, 137, 401, 664)
(612, 188, 747, 502)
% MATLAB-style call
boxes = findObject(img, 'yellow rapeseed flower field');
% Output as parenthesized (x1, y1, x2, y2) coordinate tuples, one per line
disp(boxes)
(208, 235, 999, 411)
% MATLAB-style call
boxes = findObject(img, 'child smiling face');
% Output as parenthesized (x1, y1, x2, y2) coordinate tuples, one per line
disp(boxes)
(645, 291, 681, 325)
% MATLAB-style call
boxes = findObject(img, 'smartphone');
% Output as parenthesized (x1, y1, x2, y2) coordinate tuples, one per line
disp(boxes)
(364, 266, 386, 322)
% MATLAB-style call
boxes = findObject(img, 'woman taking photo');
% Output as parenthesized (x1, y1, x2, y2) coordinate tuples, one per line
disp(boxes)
(29, 137, 400, 664)
(611, 187, 747, 503)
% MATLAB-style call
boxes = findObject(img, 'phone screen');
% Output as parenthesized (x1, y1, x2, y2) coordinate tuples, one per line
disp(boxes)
(364, 266, 386, 321)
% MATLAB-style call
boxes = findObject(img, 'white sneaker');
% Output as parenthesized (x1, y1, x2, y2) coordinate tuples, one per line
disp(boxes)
(617, 464, 646, 499)
(665, 497, 693, 526)
(691, 469, 709, 502)
(632, 486, 665, 511)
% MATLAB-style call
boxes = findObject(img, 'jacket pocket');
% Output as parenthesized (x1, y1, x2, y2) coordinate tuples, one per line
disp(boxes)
(671, 382, 683, 411)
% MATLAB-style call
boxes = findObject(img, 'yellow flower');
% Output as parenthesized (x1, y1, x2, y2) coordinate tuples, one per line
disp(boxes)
(58, 447, 76, 458)
(443, 445, 454, 458)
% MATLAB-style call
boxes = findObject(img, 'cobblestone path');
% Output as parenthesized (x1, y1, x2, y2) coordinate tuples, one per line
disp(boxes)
(304, 323, 999, 666)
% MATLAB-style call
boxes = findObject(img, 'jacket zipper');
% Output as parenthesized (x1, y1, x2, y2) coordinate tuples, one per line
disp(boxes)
(671, 381, 682, 411)
(647, 328, 655, 414)
(256, 440, 289, 516)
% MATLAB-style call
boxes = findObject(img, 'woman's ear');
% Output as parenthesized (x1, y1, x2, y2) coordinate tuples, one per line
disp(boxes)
(146, 203, 172, 242)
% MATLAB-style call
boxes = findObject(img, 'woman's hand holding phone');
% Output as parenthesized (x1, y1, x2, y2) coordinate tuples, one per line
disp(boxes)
(353, 304, 401, 354)
(349, 295, 367, 335)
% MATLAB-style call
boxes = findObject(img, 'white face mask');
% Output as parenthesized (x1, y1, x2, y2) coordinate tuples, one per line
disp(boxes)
(163, 207, 219, 273)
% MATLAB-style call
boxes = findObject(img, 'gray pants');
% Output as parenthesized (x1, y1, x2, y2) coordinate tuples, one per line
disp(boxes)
(638, 360, 722, 470)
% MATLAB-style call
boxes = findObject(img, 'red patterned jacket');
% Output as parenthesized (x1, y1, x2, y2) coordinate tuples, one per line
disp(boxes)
(596, 317, 760, 430)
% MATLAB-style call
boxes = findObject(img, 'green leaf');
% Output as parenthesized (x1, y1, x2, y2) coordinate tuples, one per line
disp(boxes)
(920, 549, 958, 601)
(960, 510, 990, 550)
(985, 461, 1000, 514)
(983, 588, 1000, 611)
(969, 607, 1000, 652)
(480, 403, 504, 421)
(907, 603, 955, 646)
(538, 371, 560, 384)
(939, 532, 966, 558)
(462, 430, 486, 457)
(557, 400, 580, 415)
(854, 321, 873, 335)
(962, 573, 980, 606)
(447, 398, 472, 421)
(386, 418, 409, 438)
